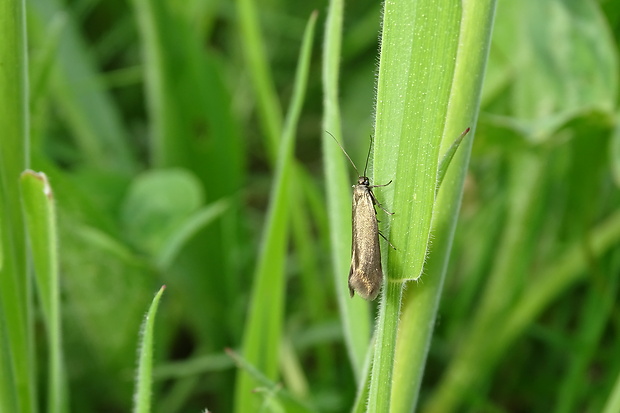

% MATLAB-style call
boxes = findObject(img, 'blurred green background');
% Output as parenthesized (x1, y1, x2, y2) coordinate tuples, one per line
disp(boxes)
(2, 0, 620, 411)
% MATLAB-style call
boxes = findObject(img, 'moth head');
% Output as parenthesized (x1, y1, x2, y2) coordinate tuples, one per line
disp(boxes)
(357, 176, 370, 186)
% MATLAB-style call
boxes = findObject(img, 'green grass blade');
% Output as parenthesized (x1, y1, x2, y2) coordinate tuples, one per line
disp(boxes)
(131, 0, 245, 191)
(234, 5, 328, 368)
(132, 285, 166, 413)
(154, 352, 233, 380)
(375, 1, 465, 285)
(499, 209, 620, 361)
(227, 348, 314, 413)
(28, 0, 136, 173)
(233, 12, 317, 413)
(156, 199, 229, 270)
(29, 12, 65, 111)
(235, 0, 283, 159)
(289, 167, 339, 384)
(130, 0, 178, 167)
(436, 127, 470, 192)
(0, 0, 36, 411)
(350, 338, 374, 413)
(367, 0, 478, 410)
(20, 171, 67, 413)
(322, 0, 371, 378)
(555, 269, 618, 413)
(390, 1, 496, 411)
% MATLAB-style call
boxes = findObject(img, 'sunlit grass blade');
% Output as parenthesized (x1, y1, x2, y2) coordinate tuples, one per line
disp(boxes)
(367, 0, 479, 410)
(0, 0, 35, 411)
(390, 0, 496, 411)
(132, 285, 166, 413)
(20, 171, 67, 413)
(322, 0, 371, 378)
(233, 12, 317, 413)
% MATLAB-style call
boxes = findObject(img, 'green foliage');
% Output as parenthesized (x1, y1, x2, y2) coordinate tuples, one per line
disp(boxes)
(0, 0, 618, 412)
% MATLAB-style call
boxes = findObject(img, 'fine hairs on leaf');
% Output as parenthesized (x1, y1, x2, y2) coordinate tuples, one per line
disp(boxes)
(132, 285, 166, 413)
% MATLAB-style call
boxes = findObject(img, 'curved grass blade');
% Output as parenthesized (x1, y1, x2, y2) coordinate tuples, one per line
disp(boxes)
(132, 285, 166, 413)
(436, 127, 470, 193)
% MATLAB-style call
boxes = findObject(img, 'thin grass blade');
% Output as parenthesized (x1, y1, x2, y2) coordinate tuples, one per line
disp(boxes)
(0, 0, 36, 411)
(322, 0, 371, 378)
(21, 171, 67, 413)
(132, 285, 166, 413)
(233, 12, 317, 412)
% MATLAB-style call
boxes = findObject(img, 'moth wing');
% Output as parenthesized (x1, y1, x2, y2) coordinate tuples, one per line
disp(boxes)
(348, 186, 383, 300)
(348, 189, 361, 297)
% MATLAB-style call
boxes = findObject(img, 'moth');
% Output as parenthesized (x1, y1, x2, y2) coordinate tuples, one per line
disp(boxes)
(329, 133, 394, 301)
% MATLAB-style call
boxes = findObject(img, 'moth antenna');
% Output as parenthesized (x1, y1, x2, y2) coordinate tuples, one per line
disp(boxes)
(326, 131, 360, 177)
(363, 135, 373, 177)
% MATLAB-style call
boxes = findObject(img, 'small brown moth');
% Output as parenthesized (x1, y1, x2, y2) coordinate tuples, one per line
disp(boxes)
(329, 133, 393, 301)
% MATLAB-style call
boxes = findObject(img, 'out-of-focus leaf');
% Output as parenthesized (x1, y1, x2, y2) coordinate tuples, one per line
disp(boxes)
(487, 0, 618, 141)
(121, 169, 204, 256)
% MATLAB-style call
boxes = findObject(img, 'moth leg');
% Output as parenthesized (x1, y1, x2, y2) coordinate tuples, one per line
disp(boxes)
(379, 231, 396, 250)
(377, 203, 394, 216)
(368, 189, 394, 215)
(368, 180, 394, 215)
(370, 179, 392, 188)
